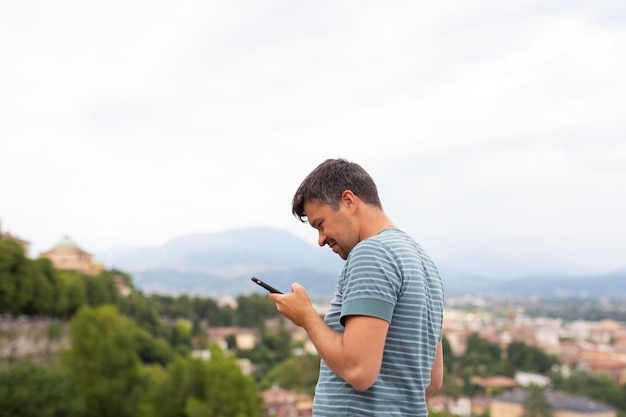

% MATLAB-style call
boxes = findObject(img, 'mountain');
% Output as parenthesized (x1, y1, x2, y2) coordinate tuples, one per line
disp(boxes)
(96, 227, 626, 299)
(440, 268, 626, 298)
(437, 251, 589, 281)
(97, 227, 345, 297)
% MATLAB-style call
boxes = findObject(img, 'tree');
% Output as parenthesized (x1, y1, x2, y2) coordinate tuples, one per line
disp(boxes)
(261, 353, 321, 395)
(62, 305, 144, 417)
(507, 341, 559, 374)
(0, 240, 34, 315)
(152, 356, 193, 417)
(192, 344, 264, 417)
(136, 327, 174, 366)
(152, 346, 264, 417)
(551, 369, 626, 412)
(236, 294, 279, 327)
(58, 271, 87, 316)
(521, 386, 552, 417)
(28, 258, 57, 315)
(0, 361, 85, 417)
(83, 271, 119, 307)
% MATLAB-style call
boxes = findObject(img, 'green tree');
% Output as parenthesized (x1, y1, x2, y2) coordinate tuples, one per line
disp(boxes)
(551, 369, 626, 412)
(190, 345, 264, 417)
(82, 271, 119, 307)
(152, 356, 192, 417)
(135, 365, 168, 417)
(153, 346, 264, 417)
(118, 292, 163, 335)
(507, 341, 559, 374)
(28, 258, 57, 315)
(240, 326, 293, 378)
(521, 386, 552, 417)
(236, 294, 279, 327)
(0, 240, 34, 315)
(261, 353, 321, 395)
(136, 327, 174, 366)
(0, 361, 85, 417)
(58, 271, 87, 316)
(62, 305, 144, 417)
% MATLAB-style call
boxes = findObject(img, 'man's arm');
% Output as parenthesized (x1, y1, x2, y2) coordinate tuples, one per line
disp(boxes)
(425, 340, 444, 398)
(270, 283, 389, 392)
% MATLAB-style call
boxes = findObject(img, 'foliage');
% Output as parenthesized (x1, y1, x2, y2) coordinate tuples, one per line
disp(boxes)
(192, 345, 263, 417)
(235, 294, 280, 327)
(550, 369, 626, 412)
(0, 360, 85, 417)
(439, 334, 563, 397)
(146, 294, 235, 328)
(521, 385, 552, 417)
(260, 353, 321, 395)
(0, 241, 120, 317)
(5, 239, 625, 415)
(135, 327, 174, 366)
(0, 239, 36, 315)
(239, 325, 293, 379)
(62, 305, 144, 417)
(524, 298, 626, 322)
(507, 341, 559, 374)
(149, 346, 263, 417)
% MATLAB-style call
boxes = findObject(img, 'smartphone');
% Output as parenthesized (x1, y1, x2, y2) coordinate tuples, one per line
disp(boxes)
(251, 277, 283, 294)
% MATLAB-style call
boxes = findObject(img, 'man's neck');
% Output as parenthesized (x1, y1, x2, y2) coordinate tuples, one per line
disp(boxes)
(358, 206, 395, 241)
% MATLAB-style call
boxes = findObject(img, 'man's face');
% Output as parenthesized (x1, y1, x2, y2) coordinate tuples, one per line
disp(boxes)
(303, 199, 359, 260)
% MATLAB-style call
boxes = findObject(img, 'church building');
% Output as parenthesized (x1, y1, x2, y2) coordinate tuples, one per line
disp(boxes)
(39, 235, 104, 276)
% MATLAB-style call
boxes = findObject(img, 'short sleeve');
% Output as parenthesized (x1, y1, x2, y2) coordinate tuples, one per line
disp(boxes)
(339, 238, 401, 326)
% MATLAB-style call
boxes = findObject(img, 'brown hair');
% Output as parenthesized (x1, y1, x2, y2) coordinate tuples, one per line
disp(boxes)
(291, 158, 382, 222)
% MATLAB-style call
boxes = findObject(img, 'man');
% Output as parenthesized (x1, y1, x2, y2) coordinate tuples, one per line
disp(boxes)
(270, 158, 444, 417)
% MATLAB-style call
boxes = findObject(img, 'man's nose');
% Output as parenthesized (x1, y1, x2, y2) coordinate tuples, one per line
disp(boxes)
(318, 231, 327, 247)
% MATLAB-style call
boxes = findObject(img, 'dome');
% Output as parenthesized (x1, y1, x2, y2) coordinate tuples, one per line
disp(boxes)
(55, 235, 79, 248)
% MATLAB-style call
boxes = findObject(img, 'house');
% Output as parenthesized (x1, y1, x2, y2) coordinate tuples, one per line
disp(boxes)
(514, 371, 551, 388)
(38, 235, 104, 276)
(261, 385, 312, 417)
(206, 326, 258, 351)
(471, 376, 518, 396)
(581, 359, 626, 385)
(428, 395, 471, 417)
(490, 388, 616, 417)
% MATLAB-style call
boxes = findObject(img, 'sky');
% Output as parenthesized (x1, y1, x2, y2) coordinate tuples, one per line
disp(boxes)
(1, 0, 625, 276)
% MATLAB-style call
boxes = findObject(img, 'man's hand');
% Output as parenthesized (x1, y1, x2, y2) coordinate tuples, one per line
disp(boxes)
(269, 283, 317, 327)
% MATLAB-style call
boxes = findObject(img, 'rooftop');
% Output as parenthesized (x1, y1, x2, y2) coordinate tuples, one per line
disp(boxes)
(55, 235, 79, 248)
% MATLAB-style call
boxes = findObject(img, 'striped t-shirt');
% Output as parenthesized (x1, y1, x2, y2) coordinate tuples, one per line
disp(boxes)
(313, 228, 444, 417)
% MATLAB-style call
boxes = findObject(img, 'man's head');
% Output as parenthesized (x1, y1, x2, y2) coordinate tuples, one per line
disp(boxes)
(292, 159, 383, 259)
(291, 158, 382, 222)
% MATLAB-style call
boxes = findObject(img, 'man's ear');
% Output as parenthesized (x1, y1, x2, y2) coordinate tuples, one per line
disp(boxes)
(341, 190, 358, 211)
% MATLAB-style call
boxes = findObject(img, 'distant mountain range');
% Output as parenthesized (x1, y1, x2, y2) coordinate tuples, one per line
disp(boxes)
(97, 227, 626, 299)
(98, 227, 344, 298)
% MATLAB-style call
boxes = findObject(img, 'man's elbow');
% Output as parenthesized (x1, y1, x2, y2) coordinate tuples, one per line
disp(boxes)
(349, 378, 376, 392)
(344, 368, 379, 392)
(426, 376, 443, 398)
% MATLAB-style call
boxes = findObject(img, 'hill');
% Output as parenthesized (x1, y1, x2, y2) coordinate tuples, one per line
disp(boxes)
(97, 227, 626, 299)
(97, 227, 344, 297)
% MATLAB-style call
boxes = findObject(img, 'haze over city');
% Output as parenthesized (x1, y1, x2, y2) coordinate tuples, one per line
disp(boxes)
(1, 1, 625, 276)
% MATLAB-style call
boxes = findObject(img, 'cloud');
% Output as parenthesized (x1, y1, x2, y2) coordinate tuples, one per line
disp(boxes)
(0, 0, 624, 274)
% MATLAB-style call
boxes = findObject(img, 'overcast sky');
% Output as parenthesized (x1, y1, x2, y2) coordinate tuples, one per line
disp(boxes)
(1, 0, 625, 275)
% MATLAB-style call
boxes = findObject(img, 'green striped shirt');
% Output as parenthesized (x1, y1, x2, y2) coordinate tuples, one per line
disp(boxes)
(313, 228, 444, 417)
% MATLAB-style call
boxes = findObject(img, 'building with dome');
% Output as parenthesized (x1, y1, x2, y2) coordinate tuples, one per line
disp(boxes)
(39, 235, 104, 276)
